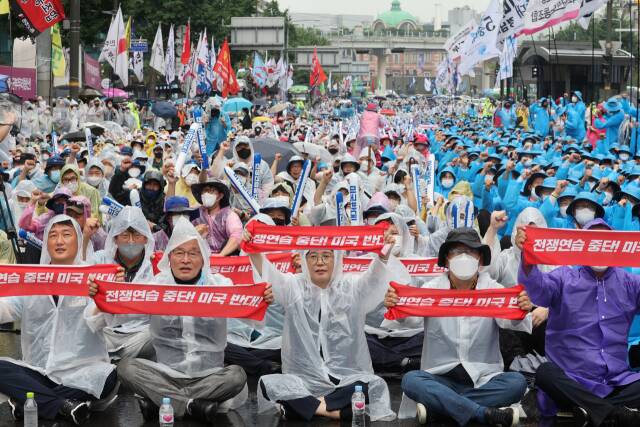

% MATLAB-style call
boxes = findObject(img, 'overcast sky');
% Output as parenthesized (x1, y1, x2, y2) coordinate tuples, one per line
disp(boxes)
(278, 0, 491, 22)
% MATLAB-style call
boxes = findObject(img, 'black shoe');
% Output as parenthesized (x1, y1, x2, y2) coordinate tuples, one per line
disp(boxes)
(58, 400, 91, 425)
(7, 398, 23, 420)
(484, 407, 518, 427)
(400, 357, 421, 373)
(572, 406, 591, 427)
(187, 399, 218, 423)
(136, 396, 159, 421)
(612, 406, 640, 426)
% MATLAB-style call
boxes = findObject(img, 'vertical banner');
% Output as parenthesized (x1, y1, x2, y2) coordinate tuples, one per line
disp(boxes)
(224, 167, 261, 214)
(425, 154, 435, 206)
(85, 128, 94, 159)
(336, 192, 344, 226)
(411, 164, 422, 212)
(291, 160, 311, 219)
(11, 0, 65, 36)
(348, 174, 361, 225)
(251, 154, 261, 199)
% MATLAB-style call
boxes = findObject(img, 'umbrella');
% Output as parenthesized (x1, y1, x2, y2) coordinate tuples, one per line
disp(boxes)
(268, 103, 288, 114)
(252, 116, 271, 123)
(222, 97, 252, 114)
(374, 95, 386, 100)
(380, 108, 396, 116)
(79, 87, 103, 98)
(225, 137, 300, 173)
(293, 141, 333, 164)
(60, 131, 87, 142)
(152, 101, 178, 119)
(103, 88, 128, 98)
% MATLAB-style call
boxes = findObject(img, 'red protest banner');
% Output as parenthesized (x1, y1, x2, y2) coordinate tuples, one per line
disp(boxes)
(241, 222, 389, 254)
(384, 282, 527, 321)
(342, 257, 446, 276)
(0, 264, 119, 297)
(11, 0, 65, 36)
(522, 226, 640, 267)
(94, 281, 268, 320)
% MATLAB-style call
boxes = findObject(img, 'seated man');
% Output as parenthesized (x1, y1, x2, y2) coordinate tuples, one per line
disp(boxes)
(90, 217, 271, 423)
(517, 218, 640, 426)
(0, 215, 119, 425)
(88, 206, 155, 360)
(387, 227, 532, 426)
(245, 226, 398, 422)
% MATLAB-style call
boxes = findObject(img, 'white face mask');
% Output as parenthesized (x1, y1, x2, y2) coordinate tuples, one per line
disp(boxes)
(128, 168, 141, 178)
(603, 192, 613, 205)
(274, 195, 290, 205)
(185, 173, 199, 186)
(201, 192, 218, 208)
(441, 178, 454, 189)
(17, 201, 28, 209)
(449, 253, 479, 281)
(620, 153, 630, 161)
(559, 205, 569, 217)
(65, 181, 79, 193)
(389, 199, 400, 211)
(392, 236, 403, 256)
(574, 207, 596, 226)
(172, 214, 188, 224)
(86, 176, 103, 187)
(522, 158, 532, 167)
(571, 96, 578, 103)
(592, 265, 608, 272)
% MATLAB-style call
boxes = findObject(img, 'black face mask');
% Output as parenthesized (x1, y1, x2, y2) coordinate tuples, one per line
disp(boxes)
(154, 151, 162, 159)
(329, 148, 339, 155)
(333, 165, 340, 173)
(237, 148, 251, 159)
(272, 218, 287, 226)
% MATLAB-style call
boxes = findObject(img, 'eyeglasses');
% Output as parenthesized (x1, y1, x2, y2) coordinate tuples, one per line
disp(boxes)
(170, 249, 201, 260)
(306, 253, 333, 265)
(61, 177, 78, 185)
(118, 230, 146, 242)
(448, 247, 480, 257)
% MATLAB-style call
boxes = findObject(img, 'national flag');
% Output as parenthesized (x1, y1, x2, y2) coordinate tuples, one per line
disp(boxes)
(0, 0, 9, 14)
(98, 7, 124, 68)
(165, 24, 175, 84)
(252, 52, 268, 88)
(149, 23, 165, 75)
(213, 39, 239, 97)
(11, 0, 65, 35)
(51, 23, 66, 78)
(115, 15, 130, 87)
(309, 48, 327, 87)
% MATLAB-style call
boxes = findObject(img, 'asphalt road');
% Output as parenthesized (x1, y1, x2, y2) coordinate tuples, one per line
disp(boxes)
(0, 331, 581, 427)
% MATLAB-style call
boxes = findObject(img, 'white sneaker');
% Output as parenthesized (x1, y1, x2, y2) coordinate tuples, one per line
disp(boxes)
(416, 403, 428, 425)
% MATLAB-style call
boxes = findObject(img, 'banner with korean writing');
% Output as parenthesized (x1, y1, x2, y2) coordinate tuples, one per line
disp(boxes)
(342, 257, 446, 276)
(522, 226, 640, 267)
(210, 253, 293, 284)
(11, 0, 65, 36)
(0, 264, 119, 297)
(84, 53, 102, 90)
(241, 223, 389, 254)
(497, 0, 528, 45)
(444, 20, 477, 61)
(0, 66, 37, 99)
(94, 281, 268, 320)
(385, 282, 527, 320)
(520, 0, 581, 36)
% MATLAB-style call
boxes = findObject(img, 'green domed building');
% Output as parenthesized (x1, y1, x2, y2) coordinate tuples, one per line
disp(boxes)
(372, 0, 419, 33)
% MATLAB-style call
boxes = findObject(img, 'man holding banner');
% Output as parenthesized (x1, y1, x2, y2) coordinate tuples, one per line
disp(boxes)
(517, 219, 640, 426)
(389, 227, 532, 426)
(0, 215, 121, 425)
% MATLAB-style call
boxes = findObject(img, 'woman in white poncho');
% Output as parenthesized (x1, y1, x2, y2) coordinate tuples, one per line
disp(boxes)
(105, 217, 271, 423)
(245, 226, 399, 422)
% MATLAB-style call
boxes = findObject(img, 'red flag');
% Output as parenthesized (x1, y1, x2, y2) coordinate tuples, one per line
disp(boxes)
(181, 20, 191, 65)
(213, 39, 239, 97)
(309, 47, 327, 87)
(11, 0, 65, 36)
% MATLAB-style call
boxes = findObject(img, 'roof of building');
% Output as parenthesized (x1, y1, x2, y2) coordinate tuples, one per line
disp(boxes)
(375, 0, 418, 28)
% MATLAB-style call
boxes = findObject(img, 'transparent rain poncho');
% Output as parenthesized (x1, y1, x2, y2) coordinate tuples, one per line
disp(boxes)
(488, 207, 551, 287)
(0, 215, 114, 398)
(89, 206, 155, 347)
(252, 247, 399, 421)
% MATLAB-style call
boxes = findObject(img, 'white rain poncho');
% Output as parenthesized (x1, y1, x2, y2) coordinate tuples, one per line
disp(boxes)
(230, 136, 274, 198)
(228, 214, 284, 350)
(0, 215, 114, 398)
(397, 270, 533, 419)
(488, 207, 551, 287)
(9, 179, 36, 224)
(252, 248, 398, 421)
(89, 206, 155, 353)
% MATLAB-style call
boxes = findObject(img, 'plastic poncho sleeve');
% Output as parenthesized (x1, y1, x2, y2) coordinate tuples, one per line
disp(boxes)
(518, 264, 564, 308)
(0, 297, 23, 324)
(354, 256, 395, 314)
(252, 254, 297, 307)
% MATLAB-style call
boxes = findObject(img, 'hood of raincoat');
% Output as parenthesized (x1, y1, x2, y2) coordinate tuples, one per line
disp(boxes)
(157, 216, 212, 280)
(103, 206, 155, 281)
(40, 214, 84, 265)
(510, 207, 547, 247)
(375, 212, 412, 256)
(300, 249, 345, 289)
(232, 135, 256, 164)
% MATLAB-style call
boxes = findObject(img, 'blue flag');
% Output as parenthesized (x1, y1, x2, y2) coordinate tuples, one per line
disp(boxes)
(252, 52, 268, 88)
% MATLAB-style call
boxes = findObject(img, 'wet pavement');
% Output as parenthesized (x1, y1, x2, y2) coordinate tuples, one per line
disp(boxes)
(0, 331, 581, 427)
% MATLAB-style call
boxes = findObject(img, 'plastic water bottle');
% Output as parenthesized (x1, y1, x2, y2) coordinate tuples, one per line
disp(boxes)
(24, 392, 38, 427)
(351, 385, 366, 426)
(159, 397, 174, 427)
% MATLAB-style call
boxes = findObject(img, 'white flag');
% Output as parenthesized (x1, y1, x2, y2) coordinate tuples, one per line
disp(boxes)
(496, 35, 518, 81)
(521, 0, 581, 36)
(165, 24, 175, 84)
(459, 0, 502, 76)
(98, 15, 118, 67)
(444, 20, 476, 61)
(424, 77, 432, 92)
(578, 0, 608, 30)
(150, 24, 165, 75)
(131, 51, 144, 82)
(114, 9, 128, 87)
(497, 0, 528, 46)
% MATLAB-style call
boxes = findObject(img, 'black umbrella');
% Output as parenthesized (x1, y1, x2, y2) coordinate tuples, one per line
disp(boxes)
(225, 137, 300, 173)
(152, 101, 177, 118)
